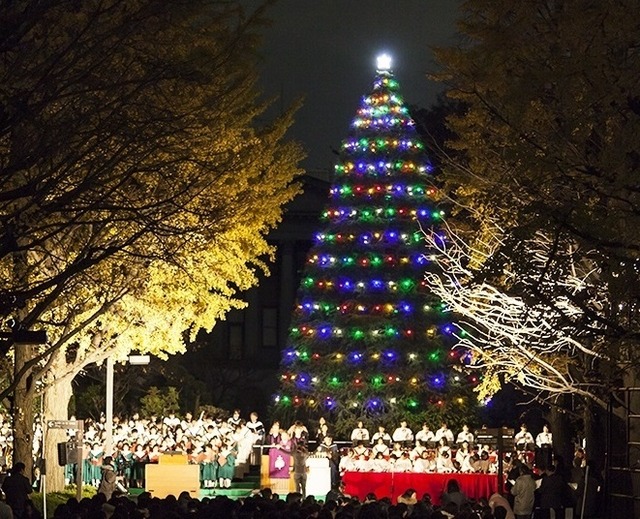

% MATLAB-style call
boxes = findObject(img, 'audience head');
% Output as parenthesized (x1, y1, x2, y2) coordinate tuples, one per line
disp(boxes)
(260, 488, 272, 500)
(519, 464, 533, 476)
(446, 478, 461, 493)
(398, 488, 417, 505)
(11, 462, 25, 474)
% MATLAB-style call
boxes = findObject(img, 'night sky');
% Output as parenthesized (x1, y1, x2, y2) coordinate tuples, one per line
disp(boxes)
(245, 0, 462, 171)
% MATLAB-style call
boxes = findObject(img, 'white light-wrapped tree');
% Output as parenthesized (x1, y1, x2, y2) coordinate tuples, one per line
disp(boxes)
(427, 0, 640, 487)
(422, 221, 625, 409)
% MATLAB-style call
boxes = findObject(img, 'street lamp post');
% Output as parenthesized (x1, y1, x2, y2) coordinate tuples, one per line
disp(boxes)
(104, 355, 150, 457)
(105, 357, 114, 456)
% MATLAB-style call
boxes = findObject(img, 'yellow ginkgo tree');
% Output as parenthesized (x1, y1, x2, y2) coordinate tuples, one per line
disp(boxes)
(0, 0, 304, 486)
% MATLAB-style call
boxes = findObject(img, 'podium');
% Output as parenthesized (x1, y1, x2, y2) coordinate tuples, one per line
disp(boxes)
(261, 454, 295, 495)
(306, 456, 331, 497)
(145, 453, 199, 498)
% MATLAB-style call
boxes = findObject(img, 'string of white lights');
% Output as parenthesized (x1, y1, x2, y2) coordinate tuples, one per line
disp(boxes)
(421, 221, 608, 403)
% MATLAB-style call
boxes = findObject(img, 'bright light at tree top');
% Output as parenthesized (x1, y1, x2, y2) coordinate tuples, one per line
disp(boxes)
(376, 53, 392, 71)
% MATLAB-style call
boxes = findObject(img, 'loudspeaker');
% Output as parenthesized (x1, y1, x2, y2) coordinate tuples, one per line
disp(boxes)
(57, 442, 78, 466)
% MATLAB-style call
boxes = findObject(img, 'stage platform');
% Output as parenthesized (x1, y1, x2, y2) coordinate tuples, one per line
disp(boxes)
(342, 471, 498, 505)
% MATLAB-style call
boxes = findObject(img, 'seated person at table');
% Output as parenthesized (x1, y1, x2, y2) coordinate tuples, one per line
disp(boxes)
(371, 437, 390, 457)
(468, 452, 482, 473)
(478, 450, 496, 473)
(392, 420, 414, 446)
(413, 449, 437, 473)
(394, 451, 413, 472)
(390, 442, 404, 458)
(437, 437, 452, 466)
(370, 451, 391, 472)
(415, 422, 436, 446)
(371, 425, 392, 445)
(437, 448, 455, 473)
(339, 449, 355, 475)
(352, 453, 370, 472)
(514, 423, 535, 451)
(455, 440, 472, 472)
(350, 420, 370, 445)
(410, 440, 427, 460)
(353, 441, 369, 457)
(456, 424, 475, 446)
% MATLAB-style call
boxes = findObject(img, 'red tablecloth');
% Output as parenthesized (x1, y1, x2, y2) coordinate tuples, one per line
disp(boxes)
(343, 471, 498, 505)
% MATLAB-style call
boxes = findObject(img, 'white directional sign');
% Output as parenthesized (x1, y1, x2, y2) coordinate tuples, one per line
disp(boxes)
(47, 420, 78, 429)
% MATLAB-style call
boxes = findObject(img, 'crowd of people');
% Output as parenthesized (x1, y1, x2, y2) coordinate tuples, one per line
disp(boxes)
(0, 485, 526, 519)
(1, 472, 601, 519)
(0, 410, 601, 518)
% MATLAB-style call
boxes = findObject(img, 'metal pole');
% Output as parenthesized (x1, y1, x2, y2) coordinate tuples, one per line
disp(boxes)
(580, 464, 589, 519)
(497, 429, 504, 495)
(105, 357, 114, 457)
(42, 423, 47, 519)
(42, 472, 46, 519)
(75, 420, 84, 502)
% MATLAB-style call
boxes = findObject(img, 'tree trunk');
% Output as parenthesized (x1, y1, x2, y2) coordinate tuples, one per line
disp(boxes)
(622, 370, 640, 518)
(584, 402, 606, 473)
(548, 394, 574, 477)
(193, 392, 201, 416)
(43, 376, 74, 492)
(13, 343, 36, 482)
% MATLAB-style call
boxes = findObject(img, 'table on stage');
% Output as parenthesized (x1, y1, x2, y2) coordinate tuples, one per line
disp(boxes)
(343, 471, 498, 505)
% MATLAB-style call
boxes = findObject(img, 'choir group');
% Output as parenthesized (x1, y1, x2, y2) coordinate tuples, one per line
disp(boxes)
(269, 418, 555, 479)
(0, 410, 556, 492)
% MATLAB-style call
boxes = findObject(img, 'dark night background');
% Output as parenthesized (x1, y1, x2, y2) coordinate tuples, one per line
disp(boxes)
(246, 0, 462, 169)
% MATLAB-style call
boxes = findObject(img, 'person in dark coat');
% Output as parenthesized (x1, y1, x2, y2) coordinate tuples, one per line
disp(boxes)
(292, 443, 309, 496)
(574, 463, 600, 519)
(537, 464, 567, 519)
(2, 462, 32, 519)
(0, 498, 12, 519)
(97, 456, 117, 500)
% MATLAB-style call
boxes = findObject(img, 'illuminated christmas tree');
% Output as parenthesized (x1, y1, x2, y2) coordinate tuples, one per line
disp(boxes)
(274, 55, 479, 435)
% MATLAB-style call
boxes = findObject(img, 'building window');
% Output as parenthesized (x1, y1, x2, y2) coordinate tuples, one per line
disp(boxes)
(263, 307, 278, 348)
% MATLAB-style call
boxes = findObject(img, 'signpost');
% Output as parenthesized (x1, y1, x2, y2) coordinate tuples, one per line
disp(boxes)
(47, 420, 78, 430)
(476, 427, 514, 494)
